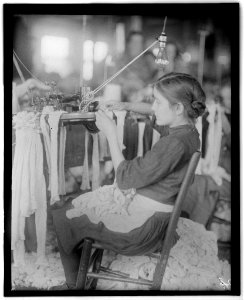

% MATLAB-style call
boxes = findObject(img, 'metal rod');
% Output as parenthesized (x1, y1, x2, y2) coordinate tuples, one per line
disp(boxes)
(92, 40, 158, 96)
(13, 50, 43, 83)
(81, 39, 158, 111)
(162, 16, 167, 33)
(197, 30, 208, 85)
(13, 54, 25, 83)
(13, 53, 34, 105)
(80, 15, 87, 88)
(82, 20, 168, 109)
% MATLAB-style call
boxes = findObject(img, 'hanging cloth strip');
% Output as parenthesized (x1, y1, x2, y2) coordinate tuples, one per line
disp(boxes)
(203, 103, 216, 171)
(91, 133, 100, 190)
(47, 110, 67, 205)
(137, 121, 146, 157)
(80, 130, 91, 190)
(98, 131, 110, 161)
(142, 120, 153, 155)
(113, 110, 127, 151)
(123, 116, 138, 160)
(40, 106, 54, 191)
(58, 124, 67, 195)
(12, 111, 47, 265)
(212, 104, 222, 172)
(202, 102, 224, 185)
(12, 82, 21, 114)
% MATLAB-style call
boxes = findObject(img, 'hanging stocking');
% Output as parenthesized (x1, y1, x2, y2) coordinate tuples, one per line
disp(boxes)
(81, 130, 91, 190)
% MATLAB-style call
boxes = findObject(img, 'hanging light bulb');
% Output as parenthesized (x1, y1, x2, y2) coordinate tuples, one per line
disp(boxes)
(155, 32, 169, 67)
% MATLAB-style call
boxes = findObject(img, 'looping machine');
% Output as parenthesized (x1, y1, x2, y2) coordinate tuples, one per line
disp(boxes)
(13, 17, 169, 134)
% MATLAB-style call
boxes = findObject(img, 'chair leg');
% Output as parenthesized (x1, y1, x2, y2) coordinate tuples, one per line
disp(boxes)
(76, 238, 93, 289)
(206, 191, 220, 230)
(151, 254, 169, 290)
(89, 249, 104, 290)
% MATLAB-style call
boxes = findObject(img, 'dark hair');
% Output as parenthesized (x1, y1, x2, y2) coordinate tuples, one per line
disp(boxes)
(154, 72, 206, 119)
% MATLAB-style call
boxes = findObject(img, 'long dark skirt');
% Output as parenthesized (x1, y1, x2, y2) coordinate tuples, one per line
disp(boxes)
(52, 203, 179, 287)
(52, 203, 178, 256)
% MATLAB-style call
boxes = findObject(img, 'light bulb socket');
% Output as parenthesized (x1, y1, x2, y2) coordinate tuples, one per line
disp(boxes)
(159, 41, 166, 48)
(157, 32, 167, 43)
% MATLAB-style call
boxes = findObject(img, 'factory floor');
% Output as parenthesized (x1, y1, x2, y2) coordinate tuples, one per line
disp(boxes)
(11, 215, 231, 291)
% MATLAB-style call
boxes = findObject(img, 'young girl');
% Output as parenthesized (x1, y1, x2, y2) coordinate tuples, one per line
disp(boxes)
(52, 72, 206, 289)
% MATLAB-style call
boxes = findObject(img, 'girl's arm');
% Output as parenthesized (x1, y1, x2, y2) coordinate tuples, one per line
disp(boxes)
(95, 110, 124, 171)
(100, 101, 153, 115)
(125, 102, 153, 115)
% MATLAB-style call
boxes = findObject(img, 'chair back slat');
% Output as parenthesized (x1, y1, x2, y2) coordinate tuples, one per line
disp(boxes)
(152, 151, 201, 290)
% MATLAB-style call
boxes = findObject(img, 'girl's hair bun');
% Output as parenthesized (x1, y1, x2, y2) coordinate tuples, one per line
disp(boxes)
(190, 99, 206, 118)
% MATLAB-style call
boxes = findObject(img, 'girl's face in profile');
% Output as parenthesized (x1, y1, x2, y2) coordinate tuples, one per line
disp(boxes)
(152, 88, 178, 126)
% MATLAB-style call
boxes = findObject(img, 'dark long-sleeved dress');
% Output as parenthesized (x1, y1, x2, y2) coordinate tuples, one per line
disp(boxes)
(52, 124, 200, 287)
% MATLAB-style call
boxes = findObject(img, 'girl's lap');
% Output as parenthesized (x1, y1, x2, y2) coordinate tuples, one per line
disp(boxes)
(52, 206, 177, 256)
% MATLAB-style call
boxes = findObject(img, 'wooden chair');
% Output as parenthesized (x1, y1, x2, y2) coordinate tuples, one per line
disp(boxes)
(75, 151, 201, 290)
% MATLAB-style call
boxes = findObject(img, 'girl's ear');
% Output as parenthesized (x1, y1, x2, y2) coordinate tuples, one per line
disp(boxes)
(175, 102, 184, 116)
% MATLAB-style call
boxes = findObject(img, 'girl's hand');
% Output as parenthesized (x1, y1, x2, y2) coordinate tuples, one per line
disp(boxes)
(15, 79, 51, 98)
(95, 110, 117, 138)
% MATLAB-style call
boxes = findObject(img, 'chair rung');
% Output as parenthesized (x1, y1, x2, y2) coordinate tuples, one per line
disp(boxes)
(88, 248, 103, 269)
(87, 272, 153, 286)
(218, 240, 231, 247)
(211, 216, 231, 225)
(100, 266, 130, 278)
(218, 197, 230, 202)
(146, 252, 160, 259)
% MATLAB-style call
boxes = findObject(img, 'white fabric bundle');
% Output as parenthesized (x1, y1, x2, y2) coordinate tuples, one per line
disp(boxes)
(66, 184, 173, 233)
(12, 111, 47, 265)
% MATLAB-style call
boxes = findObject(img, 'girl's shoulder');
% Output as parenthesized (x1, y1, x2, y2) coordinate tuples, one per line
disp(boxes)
(158, 125, 200, 153)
